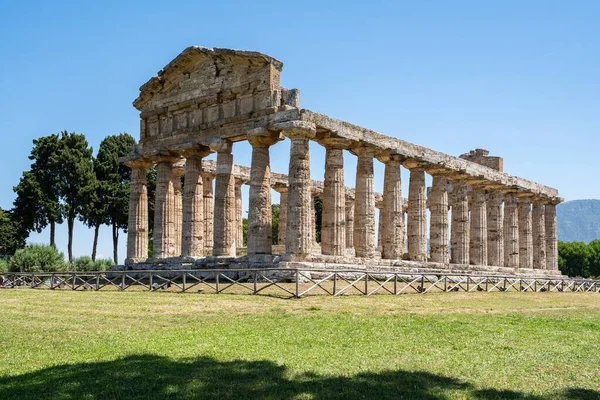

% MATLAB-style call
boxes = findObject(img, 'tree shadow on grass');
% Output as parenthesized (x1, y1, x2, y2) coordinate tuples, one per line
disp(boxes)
(0, 355, 597, 400)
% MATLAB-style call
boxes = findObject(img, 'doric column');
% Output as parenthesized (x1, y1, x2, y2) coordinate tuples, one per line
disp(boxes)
(125, 160, 151, 264)
(532, 200, 546, 270)
(275, 121, 317, 256)
(273, 184, 288, 246)
(451, 180, 470, 265)
(210, 139, 236, 257)
(352, 146, 378, 258)
(234, 178, 245, 249)
(376, 202, 384, 249)
(247, 128, 281, 255)
(406, 165, 427, 261)
(503, 193, 519, 268)
(345, 197, 355, 250)
(181, 148, 211, 258)
(320, 142, 347, 256)
(518, 197, 533, 269)
(469, 185, 488, 265)
(202, 171, 214, 256)
(487, 190, 504, 266)
(153, 158, 178, 259)
(429, 175, 449, 264)
(379, 154, 404, 260)
(545, 202, 558, 271)
(171, 166, 184, 257)
(310, 192, 318, 247)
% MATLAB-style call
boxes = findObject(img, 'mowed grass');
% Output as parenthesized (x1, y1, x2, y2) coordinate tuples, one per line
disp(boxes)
(0, 290, 599, 399)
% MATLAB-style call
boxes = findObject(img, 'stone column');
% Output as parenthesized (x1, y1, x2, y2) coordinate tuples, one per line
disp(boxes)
(171, 166, 184, 257)
(247, 129, 281, 255)
(234, 179, 244, 248)
(276, 121, 317, 256)
(380, 155, 404, 260)
(518, 197, 533, 269)
(469, 185, 488, 265)
(210, 139, 236, 257)
(503, 193, 519, 268)
(532, 200, 546, 270)
(310, 192, 318, 247)
(451, 181, 470, 265)
(487, 190, 504, 266)
(125, 160, 151, 264)
(345, 197, 355, 250)
(545, 202, 558, 271)
(429, 175, 449, 264)
(406, 166, 427, 261)
(376, 202, 384, 249)
(353, 146, 378, 258)
(153, 158, 177, 259)
(274, 184, 288, 246)
(321, 144, 346, 256)
(202, 172, 214, 256)
(181, 148, 210, 258)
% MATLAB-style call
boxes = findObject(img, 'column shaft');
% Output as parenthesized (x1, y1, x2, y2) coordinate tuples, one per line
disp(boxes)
(286, 137, 313, 255)
(153, 161, 175, 259)
(126, 166, 148, 262)
(382, 160, 404, 259)
(354, 153, 376, 258)
(451, 182, 470, 264)
(213, 150, 236, 256)
(519, 199, 533, 269)
(407, 168, 427, 261)
(277, 189, 288, 245)
(487, 191, 504, 266)
(345, 199, 354, 250)
(470, 186, 488, 265)
(202, 173, 214, 256)
(172, 170, 183, 257)
(545, 204, 558, 271)
(181, 156, 204, 258)
(429, 176, 449, 263)
(532, 202, 546, 270)
(235, 181, 244, 248)
(247, 145, 273, 255)
(503, 194, 519, 268)
(321, 148, 346, 256)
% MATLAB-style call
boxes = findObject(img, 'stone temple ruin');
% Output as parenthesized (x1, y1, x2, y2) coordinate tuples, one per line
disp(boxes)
(121, 46, 563, 277)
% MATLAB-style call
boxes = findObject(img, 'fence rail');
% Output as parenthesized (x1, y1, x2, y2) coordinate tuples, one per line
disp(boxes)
(1, 269, 599, 299)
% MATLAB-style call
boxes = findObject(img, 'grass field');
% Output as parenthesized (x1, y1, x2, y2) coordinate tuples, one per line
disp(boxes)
(0, 290, 599, 399)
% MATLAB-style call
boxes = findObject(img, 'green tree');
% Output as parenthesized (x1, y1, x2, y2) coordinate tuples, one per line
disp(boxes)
(587, 240, 600, 278)
(271, 204, 280, 245)
(558, 241, 591, 278)
(94, 133, 136, 264)
(13, 134, 63, 247)
(80, 176, 107, 261)
(55, 132, 95, 262)
(314, 197, 322, 243)
(0, 208, 27, 255)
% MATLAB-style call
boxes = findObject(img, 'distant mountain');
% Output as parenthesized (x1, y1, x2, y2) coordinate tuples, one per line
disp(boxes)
(557, 199, 600, 243)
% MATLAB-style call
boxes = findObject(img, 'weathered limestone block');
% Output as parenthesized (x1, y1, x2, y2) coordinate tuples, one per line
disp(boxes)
(275, 121, 316, 256)
(172, 166, 184, 257)
(429, 175, 449, 263)
(126, 161, 151, 263)
(518, 198, 533, 269)
(503, 193, 519, 268)
(545, 203, 558, 271)
(353, 146, 378, 258)
(273, 184, 288, 245)
(210, 139, 236, 257)
(181, 148, 210, 258)
(451, 182, 470, 265)
(202, 171, 214, 256)
(345, 198, 355, 250)
(381, 155, 404, 260)
(247, 128, 281, 255)
(469, 185, 488, 265)
(321, 145, 346, 256)
(407, 167, 427, 261)
(154, 159, 177, 259)
(532, 201, 546, 270)
(234, 178, 245, 248)
(487, 191, 504, 266)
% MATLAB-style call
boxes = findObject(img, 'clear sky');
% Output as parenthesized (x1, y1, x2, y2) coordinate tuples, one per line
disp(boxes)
(1, 0, 598, 262)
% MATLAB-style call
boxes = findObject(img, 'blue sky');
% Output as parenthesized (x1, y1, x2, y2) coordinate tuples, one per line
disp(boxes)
(1, 0, 598, 262)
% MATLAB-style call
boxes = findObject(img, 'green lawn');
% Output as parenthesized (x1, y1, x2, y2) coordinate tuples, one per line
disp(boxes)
(0, 290, 599, 399)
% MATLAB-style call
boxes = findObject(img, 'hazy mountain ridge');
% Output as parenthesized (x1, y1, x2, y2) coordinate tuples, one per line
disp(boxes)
(557, 199, 600, 243)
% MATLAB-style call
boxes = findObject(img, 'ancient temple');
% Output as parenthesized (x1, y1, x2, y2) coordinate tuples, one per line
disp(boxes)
(121, 46, 562, 276)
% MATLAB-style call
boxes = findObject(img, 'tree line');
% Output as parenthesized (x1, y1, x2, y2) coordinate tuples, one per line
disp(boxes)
(4, 132, 136, 263)
(558, 241, 600, 278)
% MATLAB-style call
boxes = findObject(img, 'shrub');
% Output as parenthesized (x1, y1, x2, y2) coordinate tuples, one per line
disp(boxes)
(68, 256, 114, 272)
(9, 244, 66, 272)
(0, 259, 8, 273)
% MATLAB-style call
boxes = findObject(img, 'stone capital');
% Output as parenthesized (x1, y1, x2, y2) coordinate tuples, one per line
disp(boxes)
(350, 145, 378, 158)
(516, 192, 535, 201)
(154, 154, 181, 165)
(208, 138, 233, 153)
(402, 159, 428, 170)
(247, 128, 283, 148)
(272, 183, 288, 193)
(317, 136, 354, 150)
(201, 171, 216, 180)
(180, 145, 212, 160)
(234, 177, 248, 187)
(377, 151, 405, 165)
(273, 121, 316, 139)
(124, 158, 153, 169)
